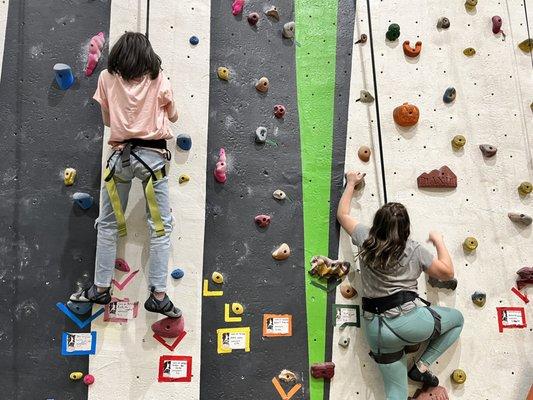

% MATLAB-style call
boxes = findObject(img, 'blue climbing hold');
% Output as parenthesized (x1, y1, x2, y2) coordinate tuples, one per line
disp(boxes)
(171, 268, 185, 279)
(189, 36, 199, 45)
(73, 192, 94, 210)
(176, 134, 192, 151)
(443, 87, 457, 104)
(53, 63, 75, 90)
(67, 300, 93, 315)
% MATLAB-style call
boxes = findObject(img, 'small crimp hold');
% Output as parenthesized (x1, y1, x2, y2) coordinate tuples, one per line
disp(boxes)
(428, 276, 458, 290)
(443, 87, 456, 103)
(356, 89, 374, 103)
(451, 369, 467, 384)
(273, 189, 286, 200)
(232, 303, 244, 315)
(403, 40, 422, 57)
(282, 21, 295, 38)
(265, 6, 280, 21)
(463, 236, 478, 251)
(310, 362, 335, 379)
(437, 17, 450, 29)
(70, 372, 83, 380)
(214, 148, 227, 183)
(386, 23, 400, 41)
(358, 146, 371, 162)
(471, 291, 486, 307)
(355, 34, 367, 44)
(247, 12, 260, 25)
(232, 0, 245, 16)
(508, 212, 532, 226)
(171, 268, 184, 279)
(452, 135, 466, 149)
(463, 47, 476, 56)
(278, 369, 297, 383)
(255, 126, 267, 143)
(255, 77, 269, 93)
(518, 181, 532, 196)
(274, 104, 286, 119)
(272, 243, 290, 260)
(217, 67, 229, 81)
(151, 316, 185, 338)
(255, 214, 271, 228)
(309, 255, 350, 279)
(464, 0, 477, 12)
(73, 192, 93, 210)
(179, 174, 190, 184)
(176, 133, 192, 151)
(64, 168, 77, 186)
(212, 271, 224, 284)
(338, 335, 350, 347)
(479, 144, 497, 157)
(340, 283, 357, 299)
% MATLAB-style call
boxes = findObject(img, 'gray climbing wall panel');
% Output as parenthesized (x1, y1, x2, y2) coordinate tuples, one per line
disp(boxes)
(0, 1, 110, 398)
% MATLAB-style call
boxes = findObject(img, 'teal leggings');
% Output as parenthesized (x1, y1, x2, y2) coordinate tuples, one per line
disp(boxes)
(363, 306, 464, 400)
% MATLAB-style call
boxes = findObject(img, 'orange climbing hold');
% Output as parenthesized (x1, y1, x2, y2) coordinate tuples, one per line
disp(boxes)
(403, 40, 422, 57)
(393, 102, 419, 127)
(151, 316, 185, 338)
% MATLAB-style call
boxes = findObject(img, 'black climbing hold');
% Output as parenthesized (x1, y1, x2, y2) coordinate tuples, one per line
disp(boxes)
(177, 134, 192, 151)
(189, 36, 199, 45)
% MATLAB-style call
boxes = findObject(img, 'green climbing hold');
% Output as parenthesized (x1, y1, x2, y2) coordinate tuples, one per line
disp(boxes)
(518, 39, 533, 53)
(386, 23, 400, 41)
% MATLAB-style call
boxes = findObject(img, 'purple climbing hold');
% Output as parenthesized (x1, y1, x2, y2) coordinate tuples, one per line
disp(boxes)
(247, 12, 259, 25)
(492, 16, 504, 35)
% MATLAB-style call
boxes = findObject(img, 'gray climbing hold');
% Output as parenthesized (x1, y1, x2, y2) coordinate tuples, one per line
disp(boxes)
(508, 212, 532, 226)
(338, 335, 350, 348)
(255, 126, 267, 143)
(443, 87, 456, 103)
(437, 17, 450, 29)
(282, 21, 295, 38)
(273, 189, 286, 200)
(428, 277, 457, 290)
(471, 291, 486, 307)
(479, 144, 497, 158)
(265, 6, 280, 21)
(356, 90, 374, 103)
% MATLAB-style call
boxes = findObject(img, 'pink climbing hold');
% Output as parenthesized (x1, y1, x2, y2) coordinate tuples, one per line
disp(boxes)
(85, 32, 105, 77)
(214, 148, 227, 183)
(232, 0, 245, 16)
(255, 214, 271, 228)
(114, 258, 130, 272)
(83, 374, 95, 386)
(274, 104, 286, 119)
(151, 316, 185, 338)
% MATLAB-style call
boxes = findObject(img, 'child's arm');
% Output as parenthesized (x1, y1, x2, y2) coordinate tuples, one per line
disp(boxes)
(336, 171, 365, 235)
(101, 107, 110, 127)
(166, 100, 178, 123)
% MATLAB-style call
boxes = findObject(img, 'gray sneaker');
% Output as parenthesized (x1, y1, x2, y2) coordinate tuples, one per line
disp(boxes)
(70, 284, 112, 305)
(144, 287, 182, 318)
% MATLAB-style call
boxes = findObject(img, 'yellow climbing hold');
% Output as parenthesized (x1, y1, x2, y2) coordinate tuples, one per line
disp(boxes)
(463, 47, 476, 56)
(464, 0, 477, 11)
(232, 302, 244, 315)
(64, 168, 77, 186)
(451, 135, 466, 149)
(452, 369, 467, 384)
(212, 271, 224, 284)
(518, 38, 533, 53)
(70, 372, 83, 380)
(518, 181, 532, 196)
(179, 174, 190, 184)
(217, 66, 229, 81)
(463, 237, 478, 251)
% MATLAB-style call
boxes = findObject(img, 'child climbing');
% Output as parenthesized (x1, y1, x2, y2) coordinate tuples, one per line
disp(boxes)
(70, 32, 181, 318)
(337, 171, 464, 400)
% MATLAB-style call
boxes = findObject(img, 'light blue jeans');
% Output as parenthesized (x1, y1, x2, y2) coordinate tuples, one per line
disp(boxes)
(94, 148, 173, 292)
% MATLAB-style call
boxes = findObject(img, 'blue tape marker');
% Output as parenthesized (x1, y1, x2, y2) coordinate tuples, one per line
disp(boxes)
(56, 302, 104, 329)
(61, 331, 97, 356)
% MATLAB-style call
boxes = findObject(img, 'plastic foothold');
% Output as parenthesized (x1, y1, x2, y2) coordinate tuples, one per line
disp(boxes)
(463, 236, 478, 251)
(171, 268, 184, 279)
(247, 12, 260, 25)
(282, 21, 295, 38)
(413, 386, 449, 399)
(212, 271, 224, 284)
(386, 23, 400, 41)
(83, 374, 95, 386)
(428, 277, 458, 290)
(443, 87, 456, 103)
(272, 243, 290, 260)
(255, 126, 267, 143)
(471, 291, 486, 307)
(214, 148, 227, 183)
(67, 301, 93, 315)
(403, 40, 422, 57)
(69, 372, 83, 381)
(265, 6, 280, 21)
(492, 16, 504, 36)
(54, 63, 75, 90)
(73, 192, 94, 210)
(516, 267, 533, 290)
(310, 362, 335, 380)
(463, 47, 476, 56)
(189, 36, 199, 45)
(338, 335, 350, 348)
(464, 0, 477, 11)
(356, 89, 374, 103)
(518, 181, 532, 196)
(518, 39, 533, 53)
(151, 316, 184, 338)
(115, 258, 130, 272)
(231, 0, 245, 16)
(64, 168, 77, 186)
(355, 34, 368, 44)
(85, 32, 105, 77)
(278, 369, 297, 383)
(255, 214, 271, 228)
(451, 135, 466, 149)
(340, 283, 357, 299)
(358, 146, 371, 162)
(437, 17, 450, 29)
(231, 303, 244, 315)
(508, 212, 532, 226)
(393, 102, 419, 127)
(179, 174, 190, 184)
(217, 67, 229, 81)
(479, 144, 497, 157)
(417, 166, 457, 188)
(274, 104, 286, 119)
(273, 189, 286, 200)
(176, 133, 192, 151)
(451, 369, 467, 384)
(255, 77, 269, 93)
(309, 256, 350, 279)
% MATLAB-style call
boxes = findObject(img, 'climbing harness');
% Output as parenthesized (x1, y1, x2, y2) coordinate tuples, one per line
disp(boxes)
(104, 139, 170, 238)
(362, 291, 442, 364)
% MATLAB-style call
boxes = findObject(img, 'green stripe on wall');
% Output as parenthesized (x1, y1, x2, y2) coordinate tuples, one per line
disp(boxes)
(295, 1, 339, 399)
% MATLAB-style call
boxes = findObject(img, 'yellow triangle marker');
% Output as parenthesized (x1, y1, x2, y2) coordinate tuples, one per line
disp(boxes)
(224, 303, 242, 322)
(203, 279, 223, 297)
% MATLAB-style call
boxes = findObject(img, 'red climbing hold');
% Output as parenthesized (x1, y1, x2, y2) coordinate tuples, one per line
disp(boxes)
(274, 104, 286, 119)
(232, 0, 245, 16)
(310, 362, 335, 379)
(83, 374, 95, 386)
(151, 316, 185, 338)
(516, 267, 533, 290)
(255, 214, 271, 228)
(115, 258, 130, 272)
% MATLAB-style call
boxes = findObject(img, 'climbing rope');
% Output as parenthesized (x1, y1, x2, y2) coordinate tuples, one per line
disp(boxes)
(145, 0, 150, 39)
(365, 0, 388, 204)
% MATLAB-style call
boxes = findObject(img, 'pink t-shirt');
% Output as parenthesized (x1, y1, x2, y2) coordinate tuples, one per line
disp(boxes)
(93, 70, 175, 146)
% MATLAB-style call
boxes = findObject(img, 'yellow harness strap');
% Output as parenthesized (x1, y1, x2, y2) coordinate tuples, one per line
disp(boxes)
(104, 167, 127, 237)
(144, 169, 166, 237)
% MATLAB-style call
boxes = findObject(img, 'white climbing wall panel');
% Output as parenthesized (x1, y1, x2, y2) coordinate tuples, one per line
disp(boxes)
(88, 1, 210, 399)
(332, 1, 532, 399)
(0, 0, 9, 75)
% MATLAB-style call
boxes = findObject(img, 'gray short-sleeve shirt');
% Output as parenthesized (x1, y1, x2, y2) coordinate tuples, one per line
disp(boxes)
(351, 224, 435, 317)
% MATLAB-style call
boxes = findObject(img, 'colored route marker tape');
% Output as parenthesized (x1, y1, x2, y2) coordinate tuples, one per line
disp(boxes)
(511, 287, 529, 304)
(56, 302, 104, 329)
(203, 279, 223, 296)
(112, 270, 139, 290)
(153, 330, 187, 352)
(271, 377, 302, 400)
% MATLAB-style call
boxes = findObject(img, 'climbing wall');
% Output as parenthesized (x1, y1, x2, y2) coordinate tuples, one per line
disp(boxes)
(330, 1, 533, 399)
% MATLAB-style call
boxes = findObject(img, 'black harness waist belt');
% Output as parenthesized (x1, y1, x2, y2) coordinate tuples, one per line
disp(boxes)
(362, 291, 420, 314)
